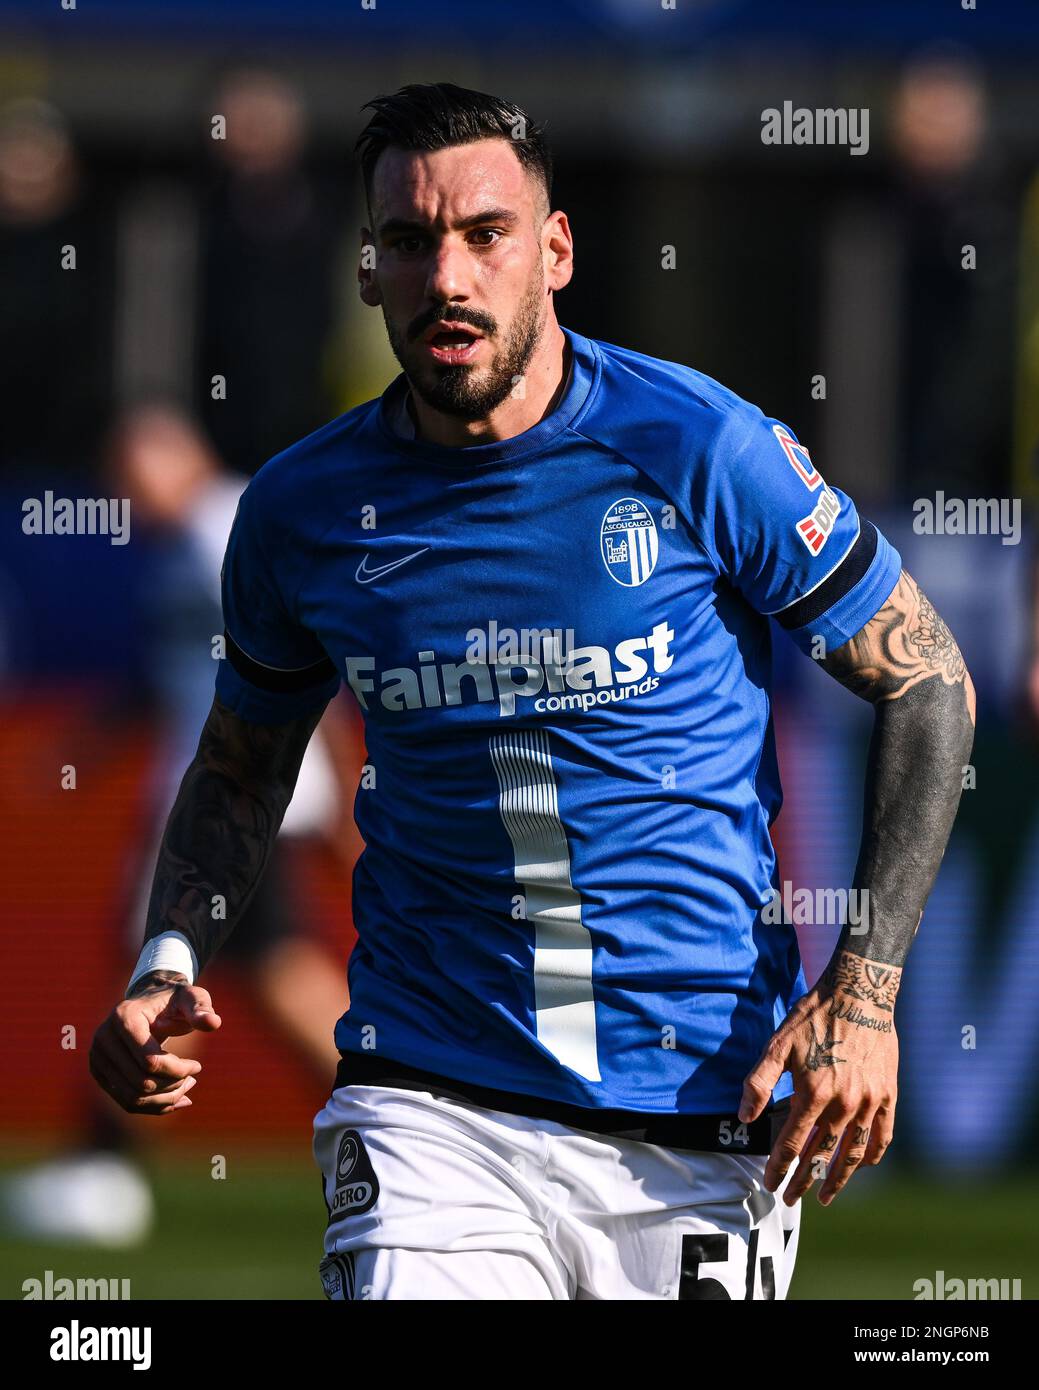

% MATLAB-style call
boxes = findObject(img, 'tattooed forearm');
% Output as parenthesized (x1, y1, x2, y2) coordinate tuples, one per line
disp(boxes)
(818, 570, 975, 973)
(827, 996, 895, 1033)
(139, 696, 324, 979)
(818, 949, 900, 1032)
(824, 954, 900, 1012)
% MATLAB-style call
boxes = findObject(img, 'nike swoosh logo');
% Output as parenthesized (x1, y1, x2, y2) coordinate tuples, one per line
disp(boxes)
(355, 547, 430, 584)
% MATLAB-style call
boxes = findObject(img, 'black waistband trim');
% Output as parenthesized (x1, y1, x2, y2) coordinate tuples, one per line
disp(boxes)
(331, 1050, 791, 1156)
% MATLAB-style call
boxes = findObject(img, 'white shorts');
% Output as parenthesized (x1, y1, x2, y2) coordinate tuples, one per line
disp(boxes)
(312, 1082, 801, 1301)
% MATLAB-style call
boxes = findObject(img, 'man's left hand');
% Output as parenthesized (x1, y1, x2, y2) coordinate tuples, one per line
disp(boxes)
(738, 949, 900, 1206)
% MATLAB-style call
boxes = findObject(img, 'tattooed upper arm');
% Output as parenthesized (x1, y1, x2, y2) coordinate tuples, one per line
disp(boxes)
(818, 570, 976, 720)
(196, 695, 326, 797)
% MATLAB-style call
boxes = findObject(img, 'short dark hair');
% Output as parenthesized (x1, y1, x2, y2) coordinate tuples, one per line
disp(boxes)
(354, 82, 552, 219)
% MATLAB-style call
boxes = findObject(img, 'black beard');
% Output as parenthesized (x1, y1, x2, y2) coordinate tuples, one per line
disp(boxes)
(386, 275, 546, 422)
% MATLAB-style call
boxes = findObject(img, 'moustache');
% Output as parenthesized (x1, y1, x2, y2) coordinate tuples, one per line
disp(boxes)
(411, 312, 495, 341)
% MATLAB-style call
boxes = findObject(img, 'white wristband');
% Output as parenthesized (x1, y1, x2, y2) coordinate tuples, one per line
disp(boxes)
(126, 932, 199, 996)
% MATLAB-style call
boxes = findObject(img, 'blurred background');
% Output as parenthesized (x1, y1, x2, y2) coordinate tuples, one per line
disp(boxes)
(1, 0, 1038, 1299)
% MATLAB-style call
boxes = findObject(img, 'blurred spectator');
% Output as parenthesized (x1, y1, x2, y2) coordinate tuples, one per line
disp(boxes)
(887, 52, 1018, 501)
(0, 99, 115, 475)
(195, 70, 344, 473)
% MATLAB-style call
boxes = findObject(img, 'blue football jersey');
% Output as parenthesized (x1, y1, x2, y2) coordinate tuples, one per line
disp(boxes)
(216, 326, 902, 1114)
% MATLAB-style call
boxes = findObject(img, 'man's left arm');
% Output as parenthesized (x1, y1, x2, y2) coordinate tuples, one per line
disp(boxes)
(739, 568, 976, 1205)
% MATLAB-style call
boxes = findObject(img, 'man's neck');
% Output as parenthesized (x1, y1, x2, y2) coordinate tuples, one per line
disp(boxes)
(405, 321, 570, 448)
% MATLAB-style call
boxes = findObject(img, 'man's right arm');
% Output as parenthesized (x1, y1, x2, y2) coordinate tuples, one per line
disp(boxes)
(89, 694, 327, 1115)
(133, 693, 326, 989)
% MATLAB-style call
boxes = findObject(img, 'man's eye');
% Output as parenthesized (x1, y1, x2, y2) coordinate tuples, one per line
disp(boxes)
(394, 237, 426, 254)
(470, 229, 501, 246)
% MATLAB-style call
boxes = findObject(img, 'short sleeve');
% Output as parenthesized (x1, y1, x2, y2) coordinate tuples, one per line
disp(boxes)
(698, 410, 902, 654)
(215, 477, 340, 723)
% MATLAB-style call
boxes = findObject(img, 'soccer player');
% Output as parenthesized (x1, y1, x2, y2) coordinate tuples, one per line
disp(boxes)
(90, 83, 976, 1301)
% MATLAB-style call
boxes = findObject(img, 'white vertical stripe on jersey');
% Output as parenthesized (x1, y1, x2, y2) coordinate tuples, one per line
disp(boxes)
(489, 727, 601, 1082)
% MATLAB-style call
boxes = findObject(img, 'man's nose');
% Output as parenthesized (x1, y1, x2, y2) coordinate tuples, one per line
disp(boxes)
(424, 238, 471, 304)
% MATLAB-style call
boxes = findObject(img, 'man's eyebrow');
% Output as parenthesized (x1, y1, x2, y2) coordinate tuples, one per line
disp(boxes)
(376, 208, 520, 238)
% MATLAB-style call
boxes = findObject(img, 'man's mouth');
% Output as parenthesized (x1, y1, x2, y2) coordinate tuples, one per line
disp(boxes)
(421, 320, 485, 364)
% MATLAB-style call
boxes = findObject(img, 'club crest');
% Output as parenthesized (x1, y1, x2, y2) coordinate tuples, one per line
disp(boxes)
(600, 497, 659, 587)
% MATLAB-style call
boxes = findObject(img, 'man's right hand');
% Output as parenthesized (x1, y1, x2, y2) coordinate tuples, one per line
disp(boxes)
(89, 974, 222, 1117)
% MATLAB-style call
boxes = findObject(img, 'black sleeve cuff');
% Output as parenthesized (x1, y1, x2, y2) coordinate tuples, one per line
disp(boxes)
(775, 521, 879, 631)
(225, 630, 338, 693)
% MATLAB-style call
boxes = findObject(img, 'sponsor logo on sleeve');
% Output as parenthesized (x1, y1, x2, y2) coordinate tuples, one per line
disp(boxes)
(796, 487, 841, 554)
(771, 424, 840, 553)
(772, 424, 822, 491)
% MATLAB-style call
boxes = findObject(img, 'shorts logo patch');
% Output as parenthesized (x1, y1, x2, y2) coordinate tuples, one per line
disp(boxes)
(319, 1252, 355, 1300)
(601, 497, 659, 587)
(337, 1135, 359, 1181)
(328, 1129, 380, 1222)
